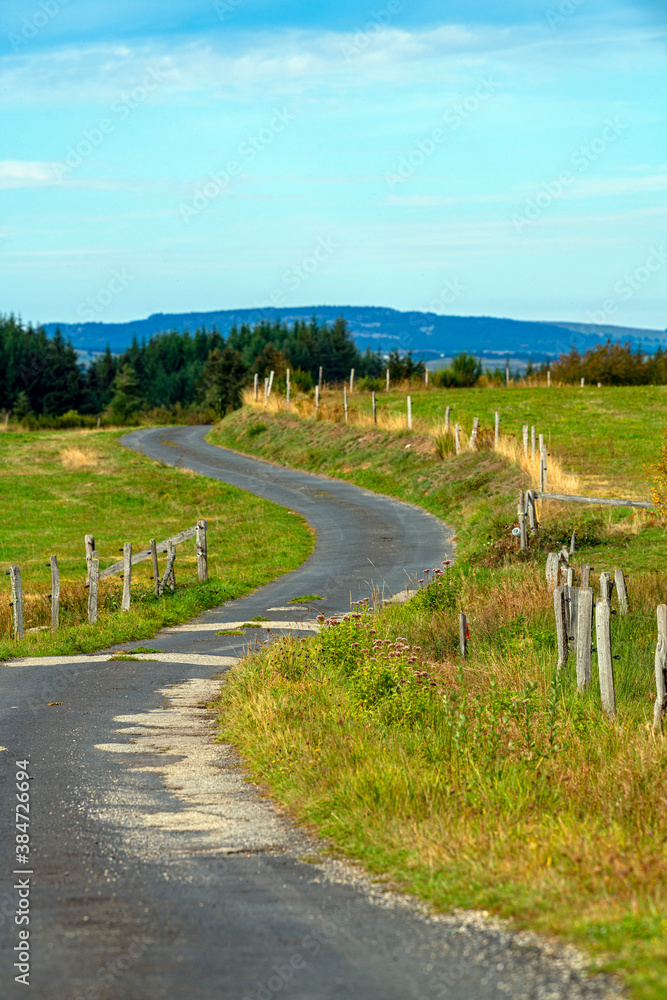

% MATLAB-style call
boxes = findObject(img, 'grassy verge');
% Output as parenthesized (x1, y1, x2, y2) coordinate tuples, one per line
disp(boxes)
(0, 428, 314, 659)
(209, 397, 667, 999)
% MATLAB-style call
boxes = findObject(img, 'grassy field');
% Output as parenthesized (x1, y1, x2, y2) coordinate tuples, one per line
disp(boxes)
(0, 429, 314, 659)
(255, 382, 667, 497)
(210, 390, 667, 1000)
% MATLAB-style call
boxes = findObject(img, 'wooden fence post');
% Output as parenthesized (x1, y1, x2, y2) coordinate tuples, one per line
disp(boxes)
(349, 368, 354, 393)
(459, 612, 468, 658)
(318, 366, 323, 391)
(580, 563, 591, 588)
(518, 492, 527, 551)
(576, 587, 593, 689)
(314, 384, 320, 418)
(425, 366, 429, 388)
(268, 370, 274, 396)
(541, 445, 548, 491)
(50, 555, 60, 631)
(554, 586, 568, 668)
(596, 599, 616, 717)
(580, 377, 585, 388)
(526, 490, 537, 530)
(505, 363, 509, 387)
(494, 411, 499, 448)
(545, 552, 559, 588)
(121, 542, 132, 611)
(386, 368, 390, 391)
(84, 533, 95, 585)
(88, 550, 99, 624)
(407, 395, 412, 430)
(253, 373, 258, 402)
(372, 391, 377, 424)
(547, 370, 551, 388)
(343, 385, 348, 424)
(160, 540, 176, 595)
(569, 530, 576, 554)
(150, 538, 159, 595)
(531, 425, 536, 462)
(9, 564, 23, 640)
(522, 425, 528, 459)
(196, 518, 208, 582)
(263, 377, 269, 404)
(653, 604, 667, 732)
(445, 406, 451, 434)
(600, 571, 613, 601)
(614, 569, 629, 613)
(454, 422, 460, 455)
(468, 416, 479, 450)
(285, 379, 290, 413)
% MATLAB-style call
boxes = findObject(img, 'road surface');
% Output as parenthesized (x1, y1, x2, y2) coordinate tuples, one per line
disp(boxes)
(0, 426, 619, 999)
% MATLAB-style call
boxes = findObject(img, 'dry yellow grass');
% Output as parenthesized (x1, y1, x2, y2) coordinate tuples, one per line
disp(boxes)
(59, 445, 101, 470)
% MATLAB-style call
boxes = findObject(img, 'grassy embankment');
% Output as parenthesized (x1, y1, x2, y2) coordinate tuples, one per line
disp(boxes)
(210, 385, 667, 1000)
(0, 429, 314, 660)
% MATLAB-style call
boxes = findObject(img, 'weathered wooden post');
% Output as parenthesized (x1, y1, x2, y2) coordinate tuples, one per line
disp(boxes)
(318, 366, 323, 391)
(263, 377, 269, 404)
(314, 384, 320, 418)
(468, 416, 479, 450)
(50, 555, 60, 632)
(445, 406, 451, 434)
(580, 563, 591, 588)
(547, 370, 551, 388)
(576, 587, 593, 689)
(531, 425, 536, 462)
(407, 395, 412, 430)
(653, 604, 667, 732)
(268, 370, 275, 396)
(596, 599, 616, 717)
(518, 492, 527, 552)
(424, 366, 429, 388)
(343, 385, 349, 424)
(580, 377, 585, 388)
(349, 368, 354, 393)
(545, 552, 559, 588)
(505, 363, 510, 387)
(285, 378, 290, 413)
(600, 571, 613, 601)
(526, 490, 537, 530)
(160, 540, 176, 595)
(386, 368, 390, 391)
(540, 445, 548, 491)
(150, 538, 159, 596)
(372, 391, 377, 424)
(459, 612, 468, 658)
(522, 425, 529, 459)
(614, 569, 629, 614)
(9, 564, 23, 640)
(253, 373, 259, 402)
(196, 518, 208, 582)
(569, 530, 576, 555)
(121, 542, 132, 611)
(554, 586, 568, 668)
(454, 422, 460, 455)
(494, 411, 499, 449)
(88, 550, 99, 624)
(84, 533, 95, 585)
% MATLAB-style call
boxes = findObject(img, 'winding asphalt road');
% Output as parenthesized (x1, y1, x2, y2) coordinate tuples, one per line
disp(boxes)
(0, 427, 620, 1000)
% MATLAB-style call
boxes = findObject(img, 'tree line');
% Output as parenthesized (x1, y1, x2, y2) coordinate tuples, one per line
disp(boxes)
(0, 314, 383, 423)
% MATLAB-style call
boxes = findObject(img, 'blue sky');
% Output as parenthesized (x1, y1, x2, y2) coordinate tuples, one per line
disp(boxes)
(1, 0, 665, 330)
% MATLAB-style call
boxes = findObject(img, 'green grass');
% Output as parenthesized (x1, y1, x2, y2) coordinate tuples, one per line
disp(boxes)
(0, 428, 314, 659)
(290, 594, 324, 602)
(208, 397, 667, 1000)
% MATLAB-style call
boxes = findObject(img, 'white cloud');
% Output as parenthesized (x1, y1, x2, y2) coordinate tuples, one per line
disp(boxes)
(0, 160, 56, 187)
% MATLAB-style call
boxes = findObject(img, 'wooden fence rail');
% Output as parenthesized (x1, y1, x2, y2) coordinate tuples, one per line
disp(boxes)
(532, 490, 655, 510)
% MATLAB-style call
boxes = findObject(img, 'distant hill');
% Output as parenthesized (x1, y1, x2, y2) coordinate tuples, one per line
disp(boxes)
(42, 306, 666, 361)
